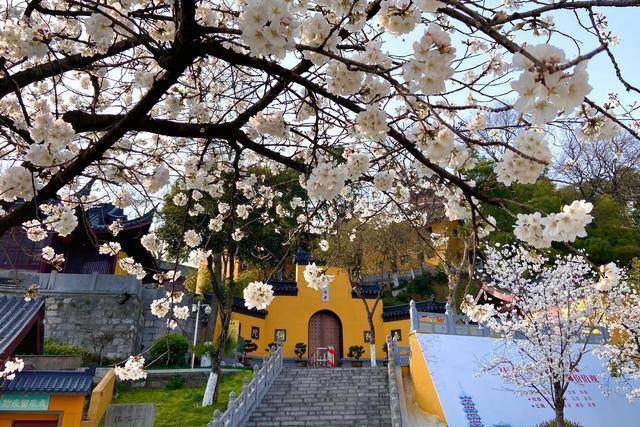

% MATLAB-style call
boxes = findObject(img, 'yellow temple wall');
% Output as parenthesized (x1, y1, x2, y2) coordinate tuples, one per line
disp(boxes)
(408, 332, 447, 424)
(0, 394, 86, 427)
(382, 319, 411, 344)
(230, 264, 387, 359)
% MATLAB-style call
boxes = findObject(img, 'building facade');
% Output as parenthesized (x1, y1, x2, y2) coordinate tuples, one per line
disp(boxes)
(225, 252, 445, 362)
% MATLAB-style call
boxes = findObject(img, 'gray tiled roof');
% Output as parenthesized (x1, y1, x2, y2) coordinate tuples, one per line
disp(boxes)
(0, 295, 44, 356)
(0, 368, 94, 394)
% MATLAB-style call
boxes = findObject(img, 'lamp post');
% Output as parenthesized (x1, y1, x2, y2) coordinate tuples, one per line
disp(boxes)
(191, 301, 212, 368)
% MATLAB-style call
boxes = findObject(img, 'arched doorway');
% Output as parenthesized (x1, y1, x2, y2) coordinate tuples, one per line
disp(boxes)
(308, 310, 342, 365)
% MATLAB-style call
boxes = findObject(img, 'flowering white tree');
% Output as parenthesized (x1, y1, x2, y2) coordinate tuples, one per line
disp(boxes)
(0, 0, 638, 402)
(461, 245, 627, 427)
(595, 291, 640, 402)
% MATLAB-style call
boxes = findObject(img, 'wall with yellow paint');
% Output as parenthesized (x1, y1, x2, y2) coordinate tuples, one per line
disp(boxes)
(231, 264, 387, 360)
(0, 394, 86, 427)
(81, 369, 116, 427)
(408, 332, 446, 424)
(113, 251, 129, 275)
(382, 319, 410, 344)
(232, 312, 267, 354)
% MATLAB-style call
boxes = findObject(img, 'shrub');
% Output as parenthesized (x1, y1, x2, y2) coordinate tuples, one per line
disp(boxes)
(194, 343, 215, 358)
(149, 334, 190, 367)
(44, 338, 86, 357)
(348, 345, 365, 360)
(165, 375, 186, 390)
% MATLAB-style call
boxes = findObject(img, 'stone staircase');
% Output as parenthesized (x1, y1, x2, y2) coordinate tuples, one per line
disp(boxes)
(244, 367, 392, 427)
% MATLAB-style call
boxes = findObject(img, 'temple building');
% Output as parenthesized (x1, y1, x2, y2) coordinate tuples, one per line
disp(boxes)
(0, 203, 156, 276)
(224, 248, 446, 363)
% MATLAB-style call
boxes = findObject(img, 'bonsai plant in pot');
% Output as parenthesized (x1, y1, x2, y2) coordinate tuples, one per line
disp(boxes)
(265, 342, 278, 354)
(294, 343, 307, 367)
(348, 345, 365, 367)
(242, 339, 258, 366)
(382, 342, 389, 366)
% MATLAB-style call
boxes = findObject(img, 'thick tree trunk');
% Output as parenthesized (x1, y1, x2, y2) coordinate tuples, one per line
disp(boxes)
(553, 382, 566, 427)
(368, 316, 377, 367)
(202, 305, 232, 406)
(447, 273, 459, 314)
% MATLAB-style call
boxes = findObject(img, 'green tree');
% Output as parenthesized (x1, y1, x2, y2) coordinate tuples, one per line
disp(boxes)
(470, 159, 640, 266)
(157, 167, 305, 271)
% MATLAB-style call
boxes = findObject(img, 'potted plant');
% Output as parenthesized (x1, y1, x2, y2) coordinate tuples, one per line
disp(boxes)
(265, 342, 278, 354)
(382, 342, 389, 366)
(348, 345, 365, 367)
(242, 339, 258, 366)
(294, 343, 307, 367)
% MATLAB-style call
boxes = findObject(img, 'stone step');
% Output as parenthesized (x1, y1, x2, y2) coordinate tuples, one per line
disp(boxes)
(244, 367, 392, 427)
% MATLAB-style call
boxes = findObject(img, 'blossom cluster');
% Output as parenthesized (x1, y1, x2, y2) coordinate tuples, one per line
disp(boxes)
(403, 24, 456, 96)
(495, 130, 551, 186)
(0, 358, 24, 381)
(303, 263, 334, 290)
(511, 44, 592, 124)
(243, 281, 275, 310)
(114, 356, 147, 381)
(513, 200, 593, 248)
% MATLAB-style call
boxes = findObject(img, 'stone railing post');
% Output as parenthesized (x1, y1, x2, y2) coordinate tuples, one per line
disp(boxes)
(209, 341, 285, 427)
(227, 391, 236, 426)
(386, 335, 402, 427)
(445, 302, 456, 334)
(409, 300, 419, 332)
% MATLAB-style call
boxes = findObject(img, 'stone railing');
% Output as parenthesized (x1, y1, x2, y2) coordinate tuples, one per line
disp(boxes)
(209, 344, 284, 427)
(386, 336, 405, 427)
(409, 300, 609, 344)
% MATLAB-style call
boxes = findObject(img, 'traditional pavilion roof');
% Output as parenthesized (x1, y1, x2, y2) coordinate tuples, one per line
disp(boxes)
(0, 368, 95, 395)
(382, 299, 446, 321)
(293, 247, 313, 265)
(86, 203, 155, 234)
(351, 284, 381, 299)
(0, 296, 45, 360)
(476, 283, 515, 313)
(232, 296, 267, 319)
(267, 279, 298, 296)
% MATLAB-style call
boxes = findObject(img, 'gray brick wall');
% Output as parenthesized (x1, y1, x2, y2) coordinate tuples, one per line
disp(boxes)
(44, 294, 144, 360)
(0, 270, 197, 361)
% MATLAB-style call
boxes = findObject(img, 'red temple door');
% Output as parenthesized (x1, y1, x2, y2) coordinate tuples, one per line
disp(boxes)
(308, 310, 342, 365)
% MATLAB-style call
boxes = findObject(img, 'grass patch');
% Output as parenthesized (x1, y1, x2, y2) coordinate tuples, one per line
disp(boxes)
(109, 371, 252, 427)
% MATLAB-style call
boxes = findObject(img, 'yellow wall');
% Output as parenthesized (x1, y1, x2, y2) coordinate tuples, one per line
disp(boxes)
(113, 251, 128, 275)
(81, 369, 116, 427)
(382, 319, 410, 344)
(231, 264, 387, 359)
(408, 332, 446, 424)
(0, 394, 86, 427)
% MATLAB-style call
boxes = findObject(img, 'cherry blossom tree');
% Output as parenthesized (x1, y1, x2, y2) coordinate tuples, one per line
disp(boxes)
(594, 291, 640, 402)
(461, 244, 627, 427)
(1, 0, 640, 403)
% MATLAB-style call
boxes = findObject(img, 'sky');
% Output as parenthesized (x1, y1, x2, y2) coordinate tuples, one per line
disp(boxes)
(383, 4, 640, 109)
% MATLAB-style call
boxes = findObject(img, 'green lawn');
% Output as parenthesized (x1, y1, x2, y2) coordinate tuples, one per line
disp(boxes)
(110, 371, 252, 427)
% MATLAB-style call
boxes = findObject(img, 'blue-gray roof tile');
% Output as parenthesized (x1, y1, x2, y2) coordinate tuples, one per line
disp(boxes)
(0, 368, 94, 395)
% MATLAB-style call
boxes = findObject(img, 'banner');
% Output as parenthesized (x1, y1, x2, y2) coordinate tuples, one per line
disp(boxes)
(416, 333, 640, 427)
